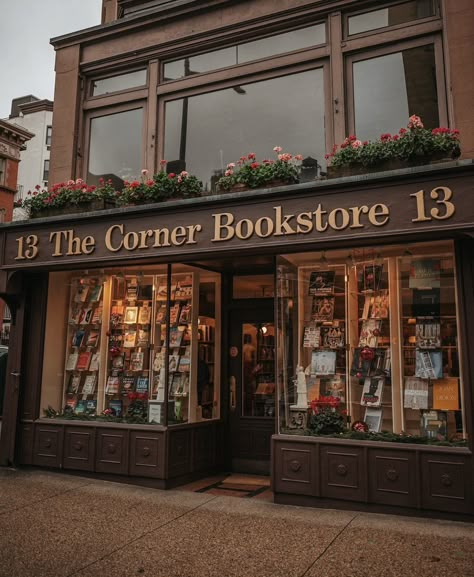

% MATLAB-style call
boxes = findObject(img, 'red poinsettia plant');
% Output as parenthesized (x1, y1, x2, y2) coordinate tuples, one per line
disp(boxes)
(307, 396, 348, 435)
(325, 115, 461, 169)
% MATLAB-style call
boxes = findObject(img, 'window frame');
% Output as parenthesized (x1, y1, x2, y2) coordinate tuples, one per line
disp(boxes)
(43, 159, 50, 183)
(345, 34, 448, 140)
(45, 125, 52, 147)
(87, 67, 149, 102)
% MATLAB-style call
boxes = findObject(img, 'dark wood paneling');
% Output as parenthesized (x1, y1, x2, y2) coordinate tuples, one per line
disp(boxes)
(95, 428, 129, 474)
(168, 428, 191, 478)
(33, 424, 63, 468)
(320, 444, 366, 502)
(193, 424, 216, 472)
(63, 426, 96, 471)
(129, 430, 165, 478)
(17, 423, 34, 465)
(232, 421, 273, 460)
(368, 449, 417, 508)
(420, 453, 472, 514)
(273, 439, 318, 496)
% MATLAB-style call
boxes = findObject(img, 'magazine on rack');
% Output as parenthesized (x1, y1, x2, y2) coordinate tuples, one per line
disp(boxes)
(81, 374, 97, 396)
(360, 377, 384, 407)
(409, 259, 441, 289)
(311, 297, 335, 322)
(403, 377, 429, 409)
(415, 350, 443, 379)
(303, 326, 320, 348)
(310, 350, 336, 375)
(358, 319, 382, 348)
(320, 325, 345, 349)
(364, 407, 383, 432)
(362, 264, 383, 292)
(416, 320, 441, 349)
(308, 270, 335, 295)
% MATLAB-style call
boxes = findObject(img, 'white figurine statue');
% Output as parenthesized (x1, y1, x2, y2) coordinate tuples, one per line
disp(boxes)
(295, 364, 308, 408)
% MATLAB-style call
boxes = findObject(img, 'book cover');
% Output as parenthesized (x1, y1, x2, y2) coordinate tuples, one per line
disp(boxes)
(138, 283, 153, 300)
(76, 351, 91, 371)
(350, 347, 372, 378)
(111, 354, 124, 370)
(66, 353, 79, 371)
(169, 303, 181, 325)
(415, 350, 443, 379)
(110, 305, 124, 326)
(433, 377, 459, 410)
(79, 308, 93, 325)
(420, 410, 447, 440)
(121, 375, 135, 395)
(71, 329, 86, 348)
(308, 270, 335, 295)
(65, 398, 77, 412)
(75, 400, 87, 415)
(358, 319, 382, 348)
(412, 288, 440, 318)
(66, 373, 81, 394)
(124, 330, 137, 348)
(361, 295, 373, 320)
(364, 407, 383, 432)
(108, 399, 123, 417)
(74, 284, 89, 303)
(175, 276, 193, 299)
(155, 279, 168, 300)
(310, 350, 336, 375)
(319, 374, 345, 402)
(91, 306, 103, 324)
(168, 354, 180, 372)
(360, 377, 384, 407)
(86, 330, 100, 348)
(153, 351, 165, 372)
(136, 376, 149, 394)
(124, 306, 138, 324)
(138, 306, 152, 325)
(126, 280, 138, 301)
(179, 304, 192, 324)
(303, 326, 320, 348)
(85, 400, 97, 414)
(155, 305, 167, 324)
(409, 259, 441, 289)
(416, 320, 441, 349)
(89, 352, 100, 372)
(69, 304, 82, 325)
(105, 375, 120, 395)
(112, 276, 126, 299)
(362, 264, 383, 292)
(370, 290, 389, 319)
(311, 296, 335, 322)
(88, 284, 103, 303)
(320, 325, 345, 349)
(136, 329, 150, 347)
(169, 327, 184, 348)
(403, 377, 429, 409)
(81, 374, 97, 396)
(130, 351, 144, 371)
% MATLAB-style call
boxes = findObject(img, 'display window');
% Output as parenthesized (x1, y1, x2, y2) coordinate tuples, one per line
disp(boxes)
(40, 264, 220, 425)
(276, 240, 466, 445)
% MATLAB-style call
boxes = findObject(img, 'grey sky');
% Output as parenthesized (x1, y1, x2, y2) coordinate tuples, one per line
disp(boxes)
(0, 0, 103, 118)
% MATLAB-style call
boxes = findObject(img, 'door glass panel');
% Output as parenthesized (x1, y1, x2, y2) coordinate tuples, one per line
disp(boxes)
(233, 275, 274, 299)
(242, 323, 275, 417)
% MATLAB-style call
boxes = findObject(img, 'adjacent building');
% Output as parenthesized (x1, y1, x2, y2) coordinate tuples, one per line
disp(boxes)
(0, 0, 473, 518)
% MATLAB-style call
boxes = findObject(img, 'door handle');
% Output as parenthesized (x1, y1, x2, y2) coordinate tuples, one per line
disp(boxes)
(229, 376, 236, 411)
(10, 372, 21, 377)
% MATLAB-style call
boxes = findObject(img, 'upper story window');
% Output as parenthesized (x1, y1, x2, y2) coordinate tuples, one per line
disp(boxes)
(163, 23, 326, 81)
(0, 158, 5, 186)
(43, 159, 50, 183)
(91, 69, 147, 97)
(45, 125, 52, 147)
(347, 0, 436, 36)
(119, 0, 175, 17)
(87, 107, 144, 187)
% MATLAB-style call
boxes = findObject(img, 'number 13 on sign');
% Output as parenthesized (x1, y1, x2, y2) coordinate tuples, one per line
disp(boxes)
(411, 187, 455, 222)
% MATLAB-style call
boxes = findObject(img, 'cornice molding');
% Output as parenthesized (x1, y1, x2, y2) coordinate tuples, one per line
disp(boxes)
(17, 99, 54, 115)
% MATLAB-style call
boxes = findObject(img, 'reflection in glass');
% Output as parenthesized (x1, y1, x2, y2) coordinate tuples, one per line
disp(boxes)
(87, 108, 143, 188)
(242, 323, 275, 417)
(233, 275, 274, 299)
(164, 69, 326, 193)
(91, 70, 147, 96)
(163, 24, 326, 80)
(353, 45, 438, 142)
(348, 0, 435, 35)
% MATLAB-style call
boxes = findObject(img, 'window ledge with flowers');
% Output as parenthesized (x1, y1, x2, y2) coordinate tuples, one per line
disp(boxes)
(325, 116, 461, 179)
(298, 396, 467, 447)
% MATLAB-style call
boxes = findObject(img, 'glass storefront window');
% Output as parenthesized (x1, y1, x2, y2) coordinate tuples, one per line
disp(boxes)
(347, 0, 435, 36)
(163, 24, 326, 80)
(91, 69, 147, 96)
(276, 241, 466, 444)
(233, 274, 274, 299)
(164, 68, 326, 193)
(352, 45, 439, 142)
(87, 108, 143, 188)
(40, 265, 220, 426)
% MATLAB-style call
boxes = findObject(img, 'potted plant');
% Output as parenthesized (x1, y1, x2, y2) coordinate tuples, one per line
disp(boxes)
(22, 178, 118, 218)
(217, 147, 303, 192)
(325, 116, 461, 178)
(307, 396, 347, 435)
(116, 164, 202, 206)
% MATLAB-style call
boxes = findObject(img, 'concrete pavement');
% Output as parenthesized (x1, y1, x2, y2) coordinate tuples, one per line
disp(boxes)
(0, 468, 473, 577)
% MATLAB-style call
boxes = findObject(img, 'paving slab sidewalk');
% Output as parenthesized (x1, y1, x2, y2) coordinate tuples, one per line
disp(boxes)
(0, 468, 473, 577)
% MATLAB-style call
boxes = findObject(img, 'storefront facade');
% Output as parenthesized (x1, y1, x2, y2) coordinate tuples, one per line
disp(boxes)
(0, 0, 473, 517)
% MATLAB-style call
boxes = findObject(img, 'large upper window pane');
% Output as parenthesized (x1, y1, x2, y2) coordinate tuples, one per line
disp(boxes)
(353, 45, 439, 142)
(91, 70, 147, 96)
(163, 24, 326, 80)
(164, 69, 326, 193)
(348, 0, 435, 36)
(87, 108, 143, 188)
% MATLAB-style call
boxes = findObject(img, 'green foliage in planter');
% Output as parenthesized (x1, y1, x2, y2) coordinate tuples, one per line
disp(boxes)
(117, 166, 202, 205)
(303, 429, 468, 447)
(326, 115, 461, 169)
(21, 178, 118, 216)
(307, 396, 347, 435)
(218, 147, 303, 191)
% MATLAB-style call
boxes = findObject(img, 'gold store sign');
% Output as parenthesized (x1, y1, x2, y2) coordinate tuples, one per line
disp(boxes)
(12, 186, 456, 262)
